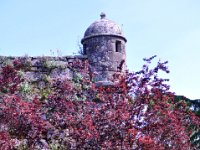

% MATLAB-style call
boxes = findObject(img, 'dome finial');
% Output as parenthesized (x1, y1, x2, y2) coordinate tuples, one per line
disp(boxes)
(100, 12, 106, 19)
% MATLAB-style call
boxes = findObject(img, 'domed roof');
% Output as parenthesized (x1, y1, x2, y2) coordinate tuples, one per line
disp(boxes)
(82, 13, 126, 42)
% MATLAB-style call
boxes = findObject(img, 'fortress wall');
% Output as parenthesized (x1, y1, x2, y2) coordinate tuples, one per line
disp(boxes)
(0, 55, 89, 85)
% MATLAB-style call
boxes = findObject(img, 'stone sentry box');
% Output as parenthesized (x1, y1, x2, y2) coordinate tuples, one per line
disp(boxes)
(81, 13, 127, 85)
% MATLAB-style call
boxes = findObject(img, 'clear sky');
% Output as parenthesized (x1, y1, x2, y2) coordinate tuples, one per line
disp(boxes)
(0, 0, 200, 99)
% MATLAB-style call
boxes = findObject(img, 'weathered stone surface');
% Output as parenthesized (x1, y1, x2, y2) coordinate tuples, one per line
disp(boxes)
(0, 55, 87, 83)
(82, 13, 126, 41)
(24, 72, 44, 82)
(50, 68, 73, 79)
(81, 13, 127, 83)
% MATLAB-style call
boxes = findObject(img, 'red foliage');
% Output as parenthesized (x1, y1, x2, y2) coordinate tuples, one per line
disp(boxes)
(0, 131, 12, 150)
(0, 65, 23, 94)
(0, 56, 199, 149)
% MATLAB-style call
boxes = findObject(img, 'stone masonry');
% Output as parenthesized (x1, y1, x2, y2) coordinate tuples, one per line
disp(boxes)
(0, 55, 87, 83)
(81, 13, 127, 84)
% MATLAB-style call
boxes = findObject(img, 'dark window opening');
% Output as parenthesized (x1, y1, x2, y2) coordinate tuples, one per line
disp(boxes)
(83, 44, 87, 55)
(115, 41, 122, 52)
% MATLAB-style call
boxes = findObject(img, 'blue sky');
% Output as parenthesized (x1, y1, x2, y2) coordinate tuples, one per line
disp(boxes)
(0, 0, 200, 99)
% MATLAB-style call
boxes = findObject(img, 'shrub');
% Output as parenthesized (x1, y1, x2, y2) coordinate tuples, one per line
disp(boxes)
(0, 56, 199, 149)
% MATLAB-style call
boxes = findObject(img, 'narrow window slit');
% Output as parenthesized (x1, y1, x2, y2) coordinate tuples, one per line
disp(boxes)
(83, 44, 87, 55)
(115, 41, 121, 52)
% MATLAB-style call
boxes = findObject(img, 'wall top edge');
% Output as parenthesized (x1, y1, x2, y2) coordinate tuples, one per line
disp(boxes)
(0, 55, 88, 60)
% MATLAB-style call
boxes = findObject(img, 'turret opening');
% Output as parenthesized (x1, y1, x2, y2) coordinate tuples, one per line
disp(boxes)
(83, 44, 87, 55)
(115, 40, 122, 52)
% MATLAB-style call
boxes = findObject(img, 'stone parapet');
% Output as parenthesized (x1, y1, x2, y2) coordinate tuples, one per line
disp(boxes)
(0, 55, 88, 83)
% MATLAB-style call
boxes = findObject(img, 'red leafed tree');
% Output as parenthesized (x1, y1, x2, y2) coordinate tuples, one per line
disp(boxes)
(127, 56, 200, 149)
(0, 56, 199, 149)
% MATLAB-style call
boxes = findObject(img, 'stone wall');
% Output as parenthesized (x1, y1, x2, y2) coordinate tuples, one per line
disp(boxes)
(0, 54, 126, 102)
(0, 55, 88, 83)
(0, 53, 125, 88)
